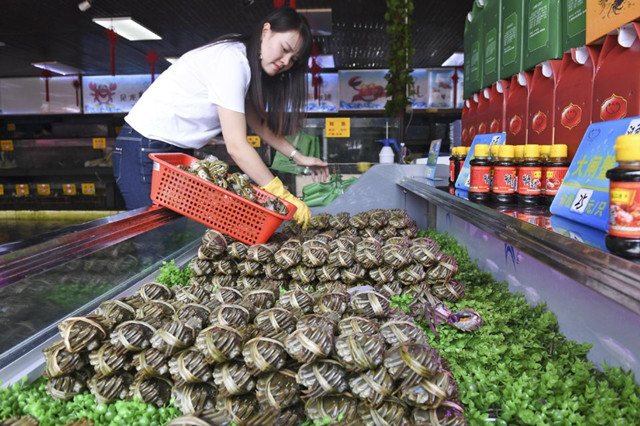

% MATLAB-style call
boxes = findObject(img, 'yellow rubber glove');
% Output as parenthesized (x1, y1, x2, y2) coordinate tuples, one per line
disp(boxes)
(262, 177, 312, 228)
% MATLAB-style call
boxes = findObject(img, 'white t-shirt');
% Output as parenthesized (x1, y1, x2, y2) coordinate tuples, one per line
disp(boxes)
(125, 42, 250, 149)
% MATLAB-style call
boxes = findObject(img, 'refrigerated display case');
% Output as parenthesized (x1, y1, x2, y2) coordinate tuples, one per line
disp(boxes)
(0, 207, 207, 385)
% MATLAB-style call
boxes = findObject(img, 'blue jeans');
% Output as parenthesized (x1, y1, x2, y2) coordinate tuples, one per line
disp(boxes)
(113, 124, 193, 210)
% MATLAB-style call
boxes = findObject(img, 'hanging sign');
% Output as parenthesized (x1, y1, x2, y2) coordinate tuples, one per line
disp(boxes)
(93, 138, 106, 149)
(1, 140, 13, 151)
(247, 136, 261, 147)
(325, 118, 350, 138)
(63, 184, 77, 196)
(82, 183, 96, 195)
(37, 184, 51, 196)
(15, 184, 29, 197)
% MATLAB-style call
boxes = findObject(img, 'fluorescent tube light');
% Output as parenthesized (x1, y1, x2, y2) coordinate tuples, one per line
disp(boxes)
(92, 17, 162, 41)
(32, 61, 82, 75)
(442, 52, 464, 67)
(165, 57, 180, 64)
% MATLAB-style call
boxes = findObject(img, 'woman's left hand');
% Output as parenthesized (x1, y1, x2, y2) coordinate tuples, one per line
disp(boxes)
(294, 154, 329, 182)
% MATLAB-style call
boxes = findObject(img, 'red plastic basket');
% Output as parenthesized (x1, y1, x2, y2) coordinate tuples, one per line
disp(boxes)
(149, 153, 296, 245)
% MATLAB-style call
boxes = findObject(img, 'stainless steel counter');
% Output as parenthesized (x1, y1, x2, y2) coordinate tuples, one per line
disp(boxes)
(398, 177, 640, 317)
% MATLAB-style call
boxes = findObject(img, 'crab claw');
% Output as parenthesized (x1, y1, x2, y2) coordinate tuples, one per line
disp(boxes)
(348, 76, 362, 89)
(448, 308, 483, 332)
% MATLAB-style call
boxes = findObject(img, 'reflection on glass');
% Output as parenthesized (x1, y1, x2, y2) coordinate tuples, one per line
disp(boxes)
(0, 217, 206, 366)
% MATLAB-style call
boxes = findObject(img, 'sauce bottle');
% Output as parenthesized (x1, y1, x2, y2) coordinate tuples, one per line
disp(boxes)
(539, 145, 551, 199)
(469, 144, 491, 203)
(489, 144, 500, 190)
(492, 145, 517, 204)
(605, 135, 640, 258)
(543, 144, 570, 205)
(514, 145, 524, 193)
(449, 147, 464, 186)
(517, 144, 542, 205)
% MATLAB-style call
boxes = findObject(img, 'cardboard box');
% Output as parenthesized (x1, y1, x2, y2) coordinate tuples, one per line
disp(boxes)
(524, 0, 564, 71)
(483, 0, 502, 88)
(527, 60, 562, 145)
(592, 23, 640, 123)
(505, 71, 533, 145)
(500, 0, 526, 79)
(586, 0, 640, 44)
(464, 1, 485, 98)
(554, 46, 599, 160)
(564, 0, 587, 51)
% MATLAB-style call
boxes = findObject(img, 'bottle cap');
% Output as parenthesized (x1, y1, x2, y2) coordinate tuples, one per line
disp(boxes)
(523, 144, 540, 158)
(615, 134, 640, 161)
(514, 145, 524, 158)
(540, 145, 551, 156)
(549, 144, 568, 158)
(474, 144, 490, 157)
(498, 145, 515, 158)
(490, 145, 500, 158)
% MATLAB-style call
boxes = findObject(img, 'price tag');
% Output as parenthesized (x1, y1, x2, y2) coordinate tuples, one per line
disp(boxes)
(16, 184, 29, 196)
(7, 123, 16, 131)
(247, 135, 261, 147)
(0, 184, 4, 196)
(63, 184, 77, 196)
(92, 138, 106, 149)
(82, 183, 96, 195)
(325, 118, 351, 138)
(1, 140, 14, 151)
(37, 184, 51, 196)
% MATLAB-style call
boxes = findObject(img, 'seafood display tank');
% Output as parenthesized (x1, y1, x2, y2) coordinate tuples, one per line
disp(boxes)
(1, 164, 640, 386)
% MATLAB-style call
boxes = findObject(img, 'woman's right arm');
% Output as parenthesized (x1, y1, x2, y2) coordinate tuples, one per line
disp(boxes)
(218, 105, 275, 187)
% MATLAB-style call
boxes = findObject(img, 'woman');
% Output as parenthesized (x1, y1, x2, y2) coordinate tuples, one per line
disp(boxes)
(113, 7, 328, 227)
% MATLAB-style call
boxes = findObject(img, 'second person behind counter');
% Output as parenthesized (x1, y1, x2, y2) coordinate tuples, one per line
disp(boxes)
(112, 6, 329, 227)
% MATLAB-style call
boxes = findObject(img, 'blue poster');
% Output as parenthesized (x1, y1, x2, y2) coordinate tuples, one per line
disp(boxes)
(454, 133, 506, 190)
(549, 117, 640, 232)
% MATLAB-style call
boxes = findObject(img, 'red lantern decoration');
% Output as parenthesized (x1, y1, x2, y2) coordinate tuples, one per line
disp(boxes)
(145, 50, 159, 83)
(72, 79, 80, 106)
(41, 69, 52, 102)
(105, 29, 119, 76)
(273, 0, 285, 8)
(310, 43, 322, 100)
(451, 67, 461, 108)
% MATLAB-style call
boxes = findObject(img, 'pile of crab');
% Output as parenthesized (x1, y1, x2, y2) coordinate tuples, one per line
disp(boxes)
(42, 209, 481, 425)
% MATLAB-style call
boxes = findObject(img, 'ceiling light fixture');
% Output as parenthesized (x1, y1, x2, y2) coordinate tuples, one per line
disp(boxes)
(32, 61, 83, 75)
(78, 0, 91, 12)
(165, 57, 179, 64)
(92, 17, 162, 41)
(442, 52, 464, 67)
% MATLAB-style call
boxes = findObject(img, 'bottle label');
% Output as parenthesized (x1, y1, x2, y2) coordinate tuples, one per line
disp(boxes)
(517, 166, 542, 195)
(469, 165, 491, 193)
(609, 181, 640, 238)
(449, 159, 455, 183)
(492, 166, 517, 194)
(545, 166, 569, 196)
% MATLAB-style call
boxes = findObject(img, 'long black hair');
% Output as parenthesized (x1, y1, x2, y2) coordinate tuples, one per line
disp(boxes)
(215, 7, 312, 137)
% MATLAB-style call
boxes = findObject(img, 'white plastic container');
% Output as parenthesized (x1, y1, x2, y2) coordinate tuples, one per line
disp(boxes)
(379, 146, 395, 164)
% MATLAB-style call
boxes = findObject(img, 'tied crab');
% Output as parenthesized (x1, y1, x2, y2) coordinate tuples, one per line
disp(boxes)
(262, 196, 289, 216)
